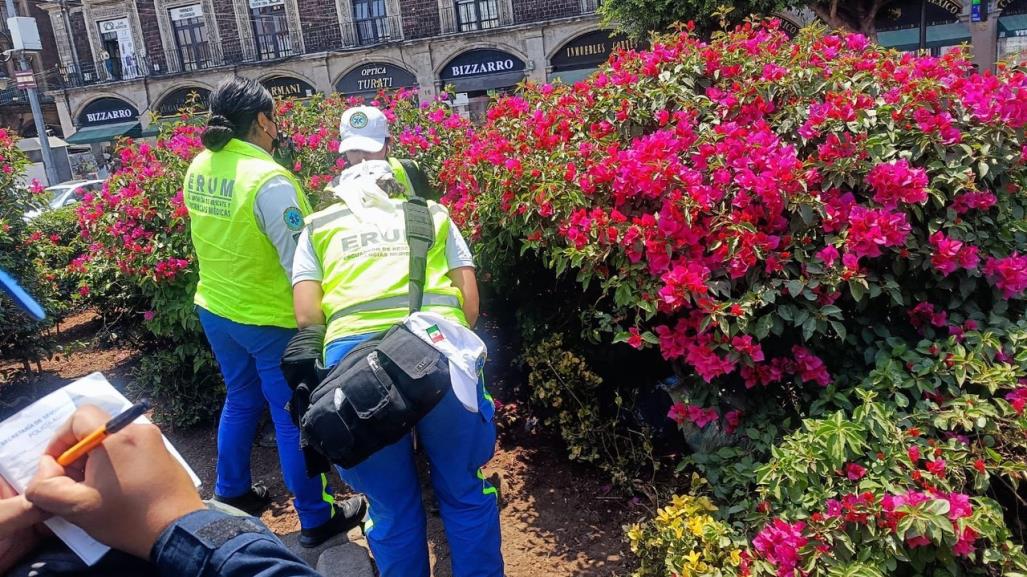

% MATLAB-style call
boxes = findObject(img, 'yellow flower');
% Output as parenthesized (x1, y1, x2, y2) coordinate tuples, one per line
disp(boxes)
(687, 515, 708, 536)
(729, 549, 742, 566)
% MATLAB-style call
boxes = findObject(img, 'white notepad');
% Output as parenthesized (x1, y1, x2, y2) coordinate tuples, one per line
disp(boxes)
(0, 372, 201, 565)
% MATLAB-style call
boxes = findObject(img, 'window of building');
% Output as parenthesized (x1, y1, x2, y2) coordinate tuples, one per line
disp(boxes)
(454, 0, 499, 32)
(251, 2, 292, 60)
(352, 0, 388, 45)
(169, 6, 210, 71)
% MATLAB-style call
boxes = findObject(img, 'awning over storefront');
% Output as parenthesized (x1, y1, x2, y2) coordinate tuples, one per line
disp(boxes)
(65, 121, 156, 144)
(547, 68, 596, 85)
(877, 21, 971, 50)
(446, 71, 525, 94)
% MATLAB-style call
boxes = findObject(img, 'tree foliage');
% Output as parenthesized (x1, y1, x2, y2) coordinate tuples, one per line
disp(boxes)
(599, 0, 797, 39)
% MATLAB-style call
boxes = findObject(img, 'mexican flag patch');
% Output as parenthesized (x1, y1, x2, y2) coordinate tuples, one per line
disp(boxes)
(426, 324, 445, 343)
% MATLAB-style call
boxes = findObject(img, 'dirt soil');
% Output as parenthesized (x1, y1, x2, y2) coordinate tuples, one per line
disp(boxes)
(0, 311, 639, 577)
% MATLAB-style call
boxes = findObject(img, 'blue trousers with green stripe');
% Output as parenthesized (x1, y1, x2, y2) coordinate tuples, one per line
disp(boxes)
(325, 335, 504, 577)
(198, 307, 334, 530)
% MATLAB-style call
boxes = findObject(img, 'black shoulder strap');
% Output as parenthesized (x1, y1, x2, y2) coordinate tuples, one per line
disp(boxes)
(403, 197, 434, 314)
(398, 158, 436, 201)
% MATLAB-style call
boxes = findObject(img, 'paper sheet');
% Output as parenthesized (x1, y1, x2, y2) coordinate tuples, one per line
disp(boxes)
(0, 372, 201, 565)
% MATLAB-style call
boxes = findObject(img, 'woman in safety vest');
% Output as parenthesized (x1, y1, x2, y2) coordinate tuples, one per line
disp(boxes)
(184, 78, 364, 548)
(291, 106, 502, 577)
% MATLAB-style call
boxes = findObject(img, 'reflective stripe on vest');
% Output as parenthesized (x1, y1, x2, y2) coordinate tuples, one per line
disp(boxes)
(307, 198, 466, 344)
(327, 293, 462, 325)
(185, 139, 312, 327)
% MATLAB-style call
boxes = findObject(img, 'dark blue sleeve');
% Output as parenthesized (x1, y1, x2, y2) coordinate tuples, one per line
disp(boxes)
(150, 509, 322, 577)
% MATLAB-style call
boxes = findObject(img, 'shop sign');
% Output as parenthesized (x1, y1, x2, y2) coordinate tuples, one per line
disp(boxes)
(155, 87, 211, 116)
(78, 97, 139, 127)
(261, 76, 316, 98)
(440, 49, 525, 80)
(248, 0, 285, 8)
(98, 18, 130, 34)
(169, 4, 203, 21)
(335, 62, 417, 94)
(550, 30, 635, 71)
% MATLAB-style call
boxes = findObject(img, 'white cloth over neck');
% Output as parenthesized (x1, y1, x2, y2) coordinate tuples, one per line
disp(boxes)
(403, 311, 486, 413)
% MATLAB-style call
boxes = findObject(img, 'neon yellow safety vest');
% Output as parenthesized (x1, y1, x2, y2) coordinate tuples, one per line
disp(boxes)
(388, 157, 414, 197)
(306, 198, 466, 345)
(184, 138, 312, 328)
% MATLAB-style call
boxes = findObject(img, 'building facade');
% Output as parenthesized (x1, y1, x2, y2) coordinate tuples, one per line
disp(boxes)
(871, 0, 1027, 67)
(0, 0, 62, 137)
(40, 0, 627, 141)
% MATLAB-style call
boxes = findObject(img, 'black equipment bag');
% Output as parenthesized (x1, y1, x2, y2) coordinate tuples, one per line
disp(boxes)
(282, 182, 452, 472)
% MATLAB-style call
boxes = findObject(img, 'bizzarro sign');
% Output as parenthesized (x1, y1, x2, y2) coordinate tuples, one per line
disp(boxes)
(440, 49, 525, 80)
(78, 97, 139, 127)
(335, 62, 417, 95)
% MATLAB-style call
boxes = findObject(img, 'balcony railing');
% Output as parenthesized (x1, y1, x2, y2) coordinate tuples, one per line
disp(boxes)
(342, 14, 401, 47)
(439, 1, 512, 35)
(156, 44, 222, 75)
(51, 0, 596, 90)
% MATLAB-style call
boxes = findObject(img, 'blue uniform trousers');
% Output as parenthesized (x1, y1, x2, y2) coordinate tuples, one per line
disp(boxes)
(325, 335, 504, 577)
(198, 307, 333, 529)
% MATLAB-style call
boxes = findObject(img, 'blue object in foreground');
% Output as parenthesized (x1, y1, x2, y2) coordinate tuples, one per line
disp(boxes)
(0, 268, 46, 321)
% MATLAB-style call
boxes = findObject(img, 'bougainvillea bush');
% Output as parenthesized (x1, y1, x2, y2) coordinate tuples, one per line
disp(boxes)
(64, 18, 1027, 573)
(0, 131, 56, 369)
(418, 19, 1027, 577)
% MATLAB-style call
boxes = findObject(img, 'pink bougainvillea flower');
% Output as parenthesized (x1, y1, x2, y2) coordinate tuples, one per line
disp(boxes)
(906, 535, 931, 549)
(724, 410, 743, 434)
(752, 519, 808, 577)
(845, 206, 911, 258)
(953, 527, 979, 557)
(929, 232, 979, 276)
(792, 346, 831, 386)
(952, 191, 997, 214)
(845, 462, 867, 481)
(908, 302, 948, 331)
(627, 327, 643, 349)
(867, 159, 929, 207)
(984, 253, 1027, 298)
(1005, 386, 1027, 414)
(925, 459, 947, 476)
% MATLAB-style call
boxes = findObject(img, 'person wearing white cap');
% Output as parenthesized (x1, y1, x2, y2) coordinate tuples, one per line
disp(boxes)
(335, 106, 433, 199)
(288, 106, 503, 577)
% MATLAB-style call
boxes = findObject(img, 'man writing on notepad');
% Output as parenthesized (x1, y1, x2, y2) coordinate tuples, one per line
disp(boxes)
(0, 269, 326, 577)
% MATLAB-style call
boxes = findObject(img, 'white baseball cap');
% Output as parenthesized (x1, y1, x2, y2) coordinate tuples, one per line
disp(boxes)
(339, 106, 389, 153)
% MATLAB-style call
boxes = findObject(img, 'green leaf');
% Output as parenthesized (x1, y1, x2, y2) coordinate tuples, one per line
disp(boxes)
(849, 279, 866, 301)
(830, 320, 847, 341)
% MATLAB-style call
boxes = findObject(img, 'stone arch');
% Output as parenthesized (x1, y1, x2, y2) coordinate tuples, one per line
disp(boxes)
(72, 93, 145, 124)
(545, 22, 610, 61)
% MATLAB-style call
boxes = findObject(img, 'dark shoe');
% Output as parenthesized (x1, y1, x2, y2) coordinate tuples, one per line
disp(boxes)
(211, 483, 272, 515)
(299, 496, 367, 549)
